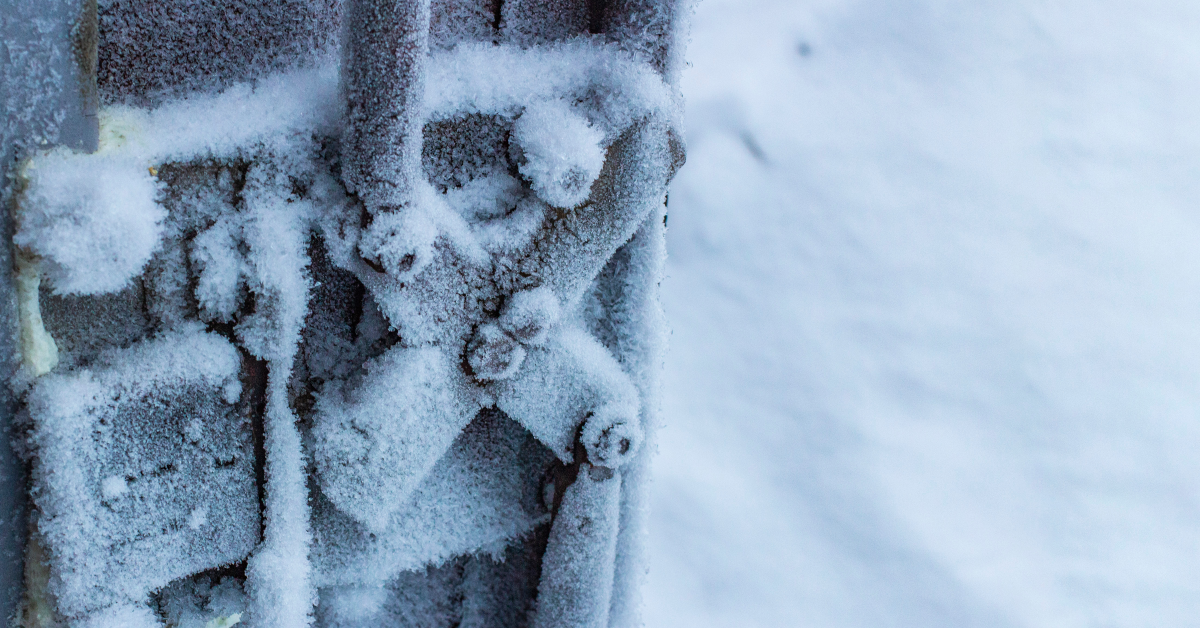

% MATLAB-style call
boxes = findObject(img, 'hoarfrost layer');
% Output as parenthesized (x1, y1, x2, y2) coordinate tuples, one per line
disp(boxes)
(11, 2, 690, 625)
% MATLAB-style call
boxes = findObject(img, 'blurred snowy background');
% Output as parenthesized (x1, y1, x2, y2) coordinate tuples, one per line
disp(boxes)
(646, 0, 1200, 626)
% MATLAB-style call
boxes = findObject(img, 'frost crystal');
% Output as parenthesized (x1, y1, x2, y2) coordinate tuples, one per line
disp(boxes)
(26, 328, 255, 621)
(511, 99, 606, 209)
(15, 149, 165, 295)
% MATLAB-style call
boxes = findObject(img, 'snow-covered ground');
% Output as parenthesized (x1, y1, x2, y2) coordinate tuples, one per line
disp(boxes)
(648, 1, 1200, 626)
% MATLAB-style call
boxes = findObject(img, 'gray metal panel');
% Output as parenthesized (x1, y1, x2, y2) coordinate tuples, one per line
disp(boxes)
(0, 0, 97, 623)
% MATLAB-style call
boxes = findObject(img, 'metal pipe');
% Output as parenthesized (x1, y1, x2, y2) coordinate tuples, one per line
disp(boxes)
(341, 0, 432, 214)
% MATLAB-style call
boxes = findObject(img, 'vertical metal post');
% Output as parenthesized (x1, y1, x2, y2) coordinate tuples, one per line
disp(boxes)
(0, 143, 23, 627)
(0, 0, 98, 623)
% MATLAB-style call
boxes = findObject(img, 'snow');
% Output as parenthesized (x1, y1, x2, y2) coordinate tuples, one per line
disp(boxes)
(17, 62, 334, 627)
(499, 286, 562, 346)
(95, 64, 340, 164)
(14, 149, 165, 295)
(423, 41, 678, 136)
(237, 165, 319, 628)
(648, 1, 1200, 626)
(510, 99, 606, 209)
(234, 161, 314, 363)
(442, 173, 545, 254)
(244, 380, 316, 628)
(598, 207, 669, 628)
(100, 475, 127, 499)
(25, 327, 255, 622)
(76, 603, 161, 628)
(533, 465, 623, 628)
(495, 323, 642, 466)
(12, 59, 340, 302)
(494, 117, 680, 314)
(192, 216, 247, 324)
(310, 409, 552, 591)
(311, 346, 480, 532)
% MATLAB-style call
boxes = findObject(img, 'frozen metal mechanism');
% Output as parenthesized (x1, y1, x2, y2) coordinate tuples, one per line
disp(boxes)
(5, 0, 687, 626)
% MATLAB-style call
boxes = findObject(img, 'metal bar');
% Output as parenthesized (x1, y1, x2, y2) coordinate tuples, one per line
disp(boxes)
(0, 0, 98, 623)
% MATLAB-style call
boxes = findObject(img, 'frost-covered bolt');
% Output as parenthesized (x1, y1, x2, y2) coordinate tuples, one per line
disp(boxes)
(510, 99, 606, 209)
(581, 405, 643, 469)
(499, 286, 562, 346)
(467, 323, 527, 381)
(357, 210, 437, 278)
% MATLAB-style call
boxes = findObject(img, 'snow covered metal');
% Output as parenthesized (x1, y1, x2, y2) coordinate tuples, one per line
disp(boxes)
(1, 0, 689, 626)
